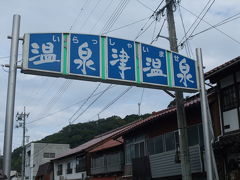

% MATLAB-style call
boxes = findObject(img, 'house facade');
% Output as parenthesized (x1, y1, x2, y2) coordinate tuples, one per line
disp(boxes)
(52, 126, 131, 180)
(24, 143, 69, 180)
(112, 93, 218, 180)
(206, 56, 240, 180)
(89, 138, 124, 180)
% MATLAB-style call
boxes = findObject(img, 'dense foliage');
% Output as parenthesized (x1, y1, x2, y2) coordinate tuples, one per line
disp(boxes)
(11, 113, 150, 172)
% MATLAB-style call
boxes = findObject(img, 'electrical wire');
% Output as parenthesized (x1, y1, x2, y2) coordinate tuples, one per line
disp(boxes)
(70, 84, 112, 124)
(87, 86, 133, 121)
(79, 0, 102, 32)
(68, 83, 102, 124)
(182, 0, 216, 45)
(89, 0, 114, 33)
(104, 17, 149, 34)
(134, 0, 165, 41)
(101, 0, 130, 34)
(179, 5, 240, 46)
(178, 5, 193, 57)
(151, 20, 158, 43)
(69, 0, 90, 32)
(134, 19, 156, 41)
(150, 18, 166, 44)
(136, 0, 154, 12)
(139, 88, 145, 105)
(178, 0, 213, 45)
(26, 85, 116, 125)
(191, 13, 240, 38)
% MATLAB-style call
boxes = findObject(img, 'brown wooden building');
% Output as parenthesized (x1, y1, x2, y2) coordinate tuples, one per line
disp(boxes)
(206, 56, 240, 180)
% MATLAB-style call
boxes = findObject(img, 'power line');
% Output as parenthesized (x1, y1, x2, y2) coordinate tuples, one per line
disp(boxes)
(179, 4, 240, 46)
(79, 0, 102, 32)
(134, 18, 156, 40)
(150, 18, 166, 44)
(101, 0, 130, 34)
(70, 84, 112, 124)
(136, 0, 154, 12)
(104, 17, 149, 34)
(68, 83, 102, 124)
(69, 0, 90, 32)
(191, 13, 240, 38)
(89, 0, 114, 33)
(134, 0, 165, 41)
(182, 0, 216, 45)
(178, 0, 213, 44)
(87, 86, 133, 121)
(139, 88, 145, 105)
(26, 85, 116, 125)
(151, 20, 158, 43)
(178, 5, 193, 57)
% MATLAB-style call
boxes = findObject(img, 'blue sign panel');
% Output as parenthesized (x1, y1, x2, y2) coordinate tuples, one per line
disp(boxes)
(28, 33, 62, 72)
(70, 34, 100, 77)
(141, 44, 168, 86)
(107, 37, 135, 81)
(172, 52, 198, 89)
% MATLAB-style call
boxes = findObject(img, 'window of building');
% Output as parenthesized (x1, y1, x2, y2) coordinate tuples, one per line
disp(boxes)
(165, 132, 176, 151)
(147, 124, 203, 155)
(76, 156, 86, 173)
(57, 164, 63, 176)
(155, 135, 164, 153)
(66, 162, 73, 174)
(26, 151, 31, 167)
(125, 137, 145, 164)
(43, 152, 55, 158)
(134, 141, 145, 158)
(147, 135, 164, 155)
(221, 85, 237, 111)
(187, 125, 199, 146)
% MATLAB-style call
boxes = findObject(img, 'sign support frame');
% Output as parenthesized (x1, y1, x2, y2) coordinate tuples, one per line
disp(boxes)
(3, 14, 21, 180)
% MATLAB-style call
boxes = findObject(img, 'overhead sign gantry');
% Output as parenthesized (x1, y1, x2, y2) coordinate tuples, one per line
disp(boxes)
(22, 33, 199, 92)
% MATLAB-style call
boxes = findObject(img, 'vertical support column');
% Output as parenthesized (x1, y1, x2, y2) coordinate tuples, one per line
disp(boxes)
(196, 48, 213, 180)
(165, 0, 192, 179)
(3, 14, 21, 180)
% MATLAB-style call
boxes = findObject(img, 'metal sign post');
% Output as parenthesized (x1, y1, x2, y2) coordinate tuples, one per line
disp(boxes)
(196, 48, 214, 180)
(3, 14, 21, 180)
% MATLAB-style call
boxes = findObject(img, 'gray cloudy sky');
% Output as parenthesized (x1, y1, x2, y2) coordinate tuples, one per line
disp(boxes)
(0, 0, 239, 151)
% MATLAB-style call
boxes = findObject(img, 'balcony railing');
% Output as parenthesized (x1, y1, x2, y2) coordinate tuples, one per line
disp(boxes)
(91, 161, 123, 175)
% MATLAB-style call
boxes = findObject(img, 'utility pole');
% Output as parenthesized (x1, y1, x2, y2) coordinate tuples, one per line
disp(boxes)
(165, 0, 192, 180)
(3, 14, 21, 180)
(16, 107, 29, 180)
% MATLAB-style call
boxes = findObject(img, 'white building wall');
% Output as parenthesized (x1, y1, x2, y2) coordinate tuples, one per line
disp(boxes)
(223, 109, 239, 133)
(54, 156, 86, 180)
(24, 143, 70, 180)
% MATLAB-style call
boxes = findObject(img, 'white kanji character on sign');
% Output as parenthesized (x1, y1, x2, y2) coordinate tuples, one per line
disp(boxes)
(29, 42, 60, 65)
(110, 48, 131, 79)
(143, 57, 166, 77)
(177, 58, 194, 87)
(74, 42, 96, 75)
